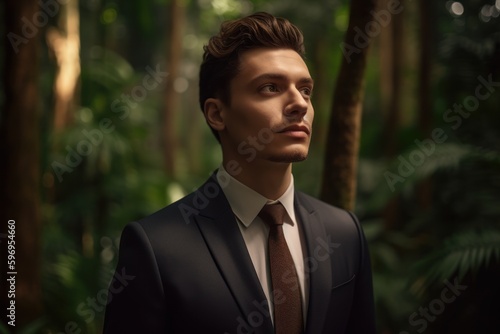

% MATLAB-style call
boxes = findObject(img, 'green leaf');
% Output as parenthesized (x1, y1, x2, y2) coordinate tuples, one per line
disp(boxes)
(412, 229, 500, 294)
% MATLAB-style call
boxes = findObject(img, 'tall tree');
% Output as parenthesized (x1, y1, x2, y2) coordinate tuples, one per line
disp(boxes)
(382, 0, 404, 229)
(1, 0, 43, 327)
(378, 0, 393, 125)
(320, 0, 377, 210)
(46, 0, 80, 132)
(382, 0, 403, 159)
(163, 0, 185, 178)
(417, 0, 432, 210)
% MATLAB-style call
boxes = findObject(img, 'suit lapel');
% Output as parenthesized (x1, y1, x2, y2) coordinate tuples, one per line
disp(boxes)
(295, 193, 332, 334)
(194, 177, 274, 334)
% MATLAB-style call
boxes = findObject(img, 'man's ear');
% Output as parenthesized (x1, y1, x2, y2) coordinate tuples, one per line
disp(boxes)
(204, 98, 226, 131)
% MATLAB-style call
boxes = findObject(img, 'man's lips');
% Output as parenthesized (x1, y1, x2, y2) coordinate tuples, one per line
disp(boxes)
(277, 124, 311, 135)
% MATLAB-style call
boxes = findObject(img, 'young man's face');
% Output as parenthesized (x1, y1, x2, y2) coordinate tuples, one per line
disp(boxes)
(216, 48, 314, 165)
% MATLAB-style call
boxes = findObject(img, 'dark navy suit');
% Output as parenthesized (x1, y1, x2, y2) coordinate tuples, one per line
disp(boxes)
(104, 175, 376, 333)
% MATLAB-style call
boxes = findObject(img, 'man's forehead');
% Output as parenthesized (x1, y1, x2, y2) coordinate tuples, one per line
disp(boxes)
(237, 48, 312, 80)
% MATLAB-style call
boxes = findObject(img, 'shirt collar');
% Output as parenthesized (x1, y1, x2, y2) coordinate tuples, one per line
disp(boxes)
(217, 165, 296, 228)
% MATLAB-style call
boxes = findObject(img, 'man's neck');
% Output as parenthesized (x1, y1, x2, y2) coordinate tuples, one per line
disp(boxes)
(222, 158, 292, 200)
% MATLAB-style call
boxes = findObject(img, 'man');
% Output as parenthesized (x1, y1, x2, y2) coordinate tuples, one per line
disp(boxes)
(104, 12, 376, 334)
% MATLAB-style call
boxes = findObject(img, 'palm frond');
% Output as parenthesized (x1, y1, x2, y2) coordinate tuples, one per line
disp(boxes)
(365, 143, 500, 212)
(410, 229, 500, 295)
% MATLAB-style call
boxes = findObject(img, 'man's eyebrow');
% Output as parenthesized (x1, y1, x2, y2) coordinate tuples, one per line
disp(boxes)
(250, 73, 314, 85)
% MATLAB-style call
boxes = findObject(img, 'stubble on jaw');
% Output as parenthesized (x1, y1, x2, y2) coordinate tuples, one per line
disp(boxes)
(267, 150, 308, 163)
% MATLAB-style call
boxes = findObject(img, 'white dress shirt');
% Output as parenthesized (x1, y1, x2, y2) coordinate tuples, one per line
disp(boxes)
(216, 166, 308, 324)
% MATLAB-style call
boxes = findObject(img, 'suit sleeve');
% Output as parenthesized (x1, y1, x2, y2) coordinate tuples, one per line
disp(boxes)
(103, 221, 170, 333)
(346, 212, 377, 334)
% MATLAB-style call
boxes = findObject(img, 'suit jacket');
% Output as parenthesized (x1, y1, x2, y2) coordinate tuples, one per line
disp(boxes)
(103, 175, 376, 334)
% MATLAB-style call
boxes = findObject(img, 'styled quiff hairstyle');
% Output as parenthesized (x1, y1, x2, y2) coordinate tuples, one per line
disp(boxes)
(199, 12, 306, 140)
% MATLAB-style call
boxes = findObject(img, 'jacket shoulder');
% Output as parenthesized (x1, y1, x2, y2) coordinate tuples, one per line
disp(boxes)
(137, 189, 204, 226)
(296, 191, 356, 220)
(295, 191, 364, 239)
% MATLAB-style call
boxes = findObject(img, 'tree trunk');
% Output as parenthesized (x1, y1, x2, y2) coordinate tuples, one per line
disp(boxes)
(1, 0, 43, 327)
(46, 0, 80, 132)
(382, 0, 404, 229)
(417, 0, 433, 210)
(186, 87, 202, 175)
(382, 0, 403, 158)
(320, 0, 377, 211)
(378, 0, 393, 123)
(163, 0, 185, 178)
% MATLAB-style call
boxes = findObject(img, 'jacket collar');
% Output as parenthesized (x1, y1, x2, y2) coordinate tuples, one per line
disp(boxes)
(194, 175, 274, 334)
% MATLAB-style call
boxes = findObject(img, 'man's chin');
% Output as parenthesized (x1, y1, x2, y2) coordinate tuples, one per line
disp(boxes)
(267, 151, 309, 163)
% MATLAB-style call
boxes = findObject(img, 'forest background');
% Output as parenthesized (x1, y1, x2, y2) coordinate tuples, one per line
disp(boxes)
(1, 0, 500, 333)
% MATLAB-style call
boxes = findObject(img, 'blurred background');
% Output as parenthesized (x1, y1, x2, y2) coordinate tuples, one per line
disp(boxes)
(1, 0, 500, 333)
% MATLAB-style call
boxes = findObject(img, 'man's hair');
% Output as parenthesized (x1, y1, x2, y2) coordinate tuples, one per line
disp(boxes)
(199, 12, 305, 141)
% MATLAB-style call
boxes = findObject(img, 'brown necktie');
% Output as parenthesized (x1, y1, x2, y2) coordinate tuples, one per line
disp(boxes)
(258, 203, 303, 334)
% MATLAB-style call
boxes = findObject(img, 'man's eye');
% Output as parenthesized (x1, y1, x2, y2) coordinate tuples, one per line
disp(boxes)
(301, 87, 313, 97)
(260, 84, 279, 93)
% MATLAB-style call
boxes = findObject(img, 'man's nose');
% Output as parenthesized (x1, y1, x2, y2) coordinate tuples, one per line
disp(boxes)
(283, 87, 309, 118)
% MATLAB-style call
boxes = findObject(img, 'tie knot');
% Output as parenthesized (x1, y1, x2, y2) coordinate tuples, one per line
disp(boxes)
(258, 203, 286, 227)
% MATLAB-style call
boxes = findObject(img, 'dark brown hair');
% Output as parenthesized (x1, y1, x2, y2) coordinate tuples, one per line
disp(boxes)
(199, 12, 305, 140)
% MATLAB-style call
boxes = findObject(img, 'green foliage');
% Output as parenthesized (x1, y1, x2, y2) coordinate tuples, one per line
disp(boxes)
(30, 0, 500, 333)
(363, 139, 500, 331)
(412, 229, 500, 293)
(0, 318, 49, 334)
(42, 44, 170, 332)
(359, 10, 500, 317)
